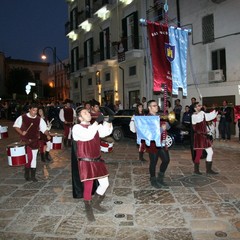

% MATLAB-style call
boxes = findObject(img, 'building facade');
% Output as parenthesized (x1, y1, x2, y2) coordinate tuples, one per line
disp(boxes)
(66, 0, 240, 119)
(0, 52, 49, 100)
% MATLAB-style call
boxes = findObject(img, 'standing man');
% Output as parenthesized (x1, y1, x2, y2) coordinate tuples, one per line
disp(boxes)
(72, 108, 113, 222)
(219, 100, 232, 140)
(173, 99, 182, 122)
(131, 100, 171, 188)
(13, 103, 51, 181)
(59, 99, 76, 147)
(191, 102, 218, 175)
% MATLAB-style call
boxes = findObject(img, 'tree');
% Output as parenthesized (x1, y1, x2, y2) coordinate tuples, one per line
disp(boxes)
(6, 67, 34, 96)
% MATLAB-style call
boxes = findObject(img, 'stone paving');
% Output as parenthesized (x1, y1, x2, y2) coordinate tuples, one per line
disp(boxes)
(0, 119, 239, 240)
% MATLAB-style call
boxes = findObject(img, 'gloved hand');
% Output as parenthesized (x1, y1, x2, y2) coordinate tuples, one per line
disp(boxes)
(107, 116, 114, 123)
(95, 114, 104, 124)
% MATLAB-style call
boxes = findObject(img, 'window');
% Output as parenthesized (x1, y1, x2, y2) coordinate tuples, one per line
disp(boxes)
(70, 7, 78, 30)
(74, 80, 78, 89)
(153, 0, 164, 22)
(71, 47, 79, 72)
(105, 72, 110, 81)
(129, 66, 136, 76)
(88, 78, 92, 85)
(211, 48, 226, 80)
(100, 27, 110, 60)
(84, 38, 93, 67)
(122, 11, 139, 51)
(202, 14, 214, 44)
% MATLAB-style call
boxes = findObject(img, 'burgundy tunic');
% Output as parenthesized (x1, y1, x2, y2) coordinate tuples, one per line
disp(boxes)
(90, 111, 101, 124)
(192, 117, 212, 149)
(21, 114, 41, 149)
(64, 108, 74, 123)
(76, 124, 108, 182)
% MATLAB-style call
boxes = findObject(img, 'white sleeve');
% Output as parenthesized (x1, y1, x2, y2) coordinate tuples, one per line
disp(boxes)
(72, 123, 100, 141)
(39, 118, 48, 133)
(73, 109, 76, 118)
(13, 116, 23, 128)
(98, 122, 113, 138)
(192, 111, 204, 124)
(129, 116, 136, 133)
(205, 110, 218, 122)
(59, 109, 65, 122)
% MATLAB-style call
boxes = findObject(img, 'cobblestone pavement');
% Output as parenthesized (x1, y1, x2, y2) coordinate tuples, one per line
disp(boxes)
(0, 119, 239, 240)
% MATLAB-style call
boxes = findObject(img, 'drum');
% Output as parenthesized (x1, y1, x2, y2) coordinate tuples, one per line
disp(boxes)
(51, 133, 63, 150)
(6, 142, 28, 166)
(100, 141, 113, 153)
(0, 126, 8, 139)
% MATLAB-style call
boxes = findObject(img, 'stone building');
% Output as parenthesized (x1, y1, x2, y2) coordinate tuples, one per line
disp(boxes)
(65, 0, 240, 134)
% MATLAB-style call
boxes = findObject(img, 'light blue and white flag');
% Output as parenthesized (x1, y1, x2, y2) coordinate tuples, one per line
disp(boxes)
(168, 26, 188, 96)
(134, 116, 161, 147)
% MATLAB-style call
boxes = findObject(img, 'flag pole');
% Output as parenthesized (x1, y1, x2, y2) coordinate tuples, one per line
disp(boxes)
(162, 0, 169, 147)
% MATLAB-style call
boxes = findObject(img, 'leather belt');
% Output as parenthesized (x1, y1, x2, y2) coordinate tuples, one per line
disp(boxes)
(79, 157, 102, 162)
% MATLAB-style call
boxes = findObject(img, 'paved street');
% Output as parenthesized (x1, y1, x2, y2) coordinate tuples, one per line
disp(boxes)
(0, 119, 240, 240)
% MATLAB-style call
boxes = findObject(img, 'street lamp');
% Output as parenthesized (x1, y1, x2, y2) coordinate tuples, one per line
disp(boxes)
(41, 46, 57, 99)
(41, 47, 70, 100)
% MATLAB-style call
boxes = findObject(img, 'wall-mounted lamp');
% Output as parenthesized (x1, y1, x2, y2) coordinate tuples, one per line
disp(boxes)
(96, 71, 101, 85)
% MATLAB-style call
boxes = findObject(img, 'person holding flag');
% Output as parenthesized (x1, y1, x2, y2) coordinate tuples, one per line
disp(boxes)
(130, 100, 171, 188)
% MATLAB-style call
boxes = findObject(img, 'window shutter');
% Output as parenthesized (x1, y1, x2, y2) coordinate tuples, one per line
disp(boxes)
(100, 31, 104, 60)
(90, 38, 93, 65)
(84, 41, 87, 67)
(106, 27, 110, 59)
(122, 17, 128, 51)
(133, 11, 139, 49)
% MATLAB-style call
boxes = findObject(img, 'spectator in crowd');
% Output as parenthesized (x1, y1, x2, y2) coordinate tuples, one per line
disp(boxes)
(173, 99, 182, 122)
(142, 97, 147, 110)
(129, 103, 147, 162)
(219, 100, 232, 140)
(189, 97, 196, 115)
(182, 105, 191, 128)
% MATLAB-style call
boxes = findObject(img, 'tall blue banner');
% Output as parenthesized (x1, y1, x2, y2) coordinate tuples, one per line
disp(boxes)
(168, 26, 188, 96)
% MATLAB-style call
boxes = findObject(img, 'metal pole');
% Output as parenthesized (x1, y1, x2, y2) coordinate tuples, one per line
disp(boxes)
(53, 47, 57, 100)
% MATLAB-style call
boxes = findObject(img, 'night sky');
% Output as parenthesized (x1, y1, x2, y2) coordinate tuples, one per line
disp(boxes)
(0, 0, 69, 63)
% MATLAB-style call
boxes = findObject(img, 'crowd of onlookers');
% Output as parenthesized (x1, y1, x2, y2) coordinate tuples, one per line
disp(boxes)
(0, 96, 239, 140)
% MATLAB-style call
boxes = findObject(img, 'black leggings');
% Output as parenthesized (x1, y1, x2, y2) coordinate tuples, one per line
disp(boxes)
(149, 148, 170, 177)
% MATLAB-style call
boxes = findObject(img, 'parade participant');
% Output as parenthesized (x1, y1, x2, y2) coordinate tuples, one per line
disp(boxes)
(131, 100, 170, 188)
(130, 103, 147, 162)
(191, 102, 218, 175)
(84, 101, 91, 112)
(38, 107, 52, 162)
(72, 108, 113, 222)
(59, 99, 76, 147)
(13, 103, 51, 181)
(90, 99, 103, 124)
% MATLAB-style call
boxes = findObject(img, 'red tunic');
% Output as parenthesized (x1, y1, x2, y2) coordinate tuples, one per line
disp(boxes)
(192, 117, 212, 149)
(76, 124, 108, 182)
(64, 108, 74, 123)
(90, 111, 101, 124)
(21, 114, 41, 149)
